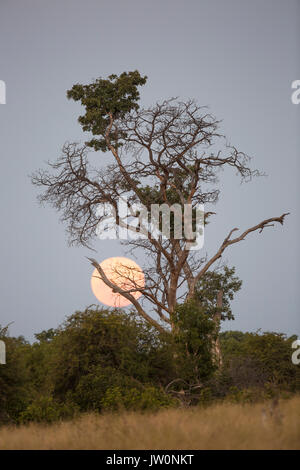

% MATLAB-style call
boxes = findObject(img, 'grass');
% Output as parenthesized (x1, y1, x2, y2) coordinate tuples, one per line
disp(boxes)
(0, 396, 299, 450)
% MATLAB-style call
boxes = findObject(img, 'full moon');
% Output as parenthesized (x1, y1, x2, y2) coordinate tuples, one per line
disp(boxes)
(90, 257, 145, 307)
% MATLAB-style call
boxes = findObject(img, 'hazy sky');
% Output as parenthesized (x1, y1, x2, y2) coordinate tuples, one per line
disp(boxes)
(0, 0, 299, 341)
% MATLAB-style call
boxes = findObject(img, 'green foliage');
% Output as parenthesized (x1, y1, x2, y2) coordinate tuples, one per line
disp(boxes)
(197, 387, 213, 406)
(173, 299, 217, 383)
(19, 396, 78, 424)
(47, 308, 164, 400)
(135, 184, 201, 240)
(34, 328, 57, 343)
(195, 266, 242, 321)
(101, 386, 177, 412)
(209, 330, 300, 401)
(25, 330, 56, 391)
(0, 312, 298, 424)
(67, 70, 147, 151)
(138, 185, 181, 207)
(72, 365, 144, 412)
(0, 331, 32, 423)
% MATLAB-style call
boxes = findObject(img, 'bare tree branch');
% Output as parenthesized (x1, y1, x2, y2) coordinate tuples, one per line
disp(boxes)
(87, 257, 167, 333)
(193, 213, 290, 287)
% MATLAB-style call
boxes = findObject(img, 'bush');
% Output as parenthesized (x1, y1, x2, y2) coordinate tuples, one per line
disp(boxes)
(217, 331, 299, 396)
(0, 333, 33, 424)
(71, 365, 145, 412)
(47, 308, 167, 400)
(101, 386, 178, 412)
(1, 311, 298, 424)
(172, 299, 217, 383)
(19, 396, 78, 424)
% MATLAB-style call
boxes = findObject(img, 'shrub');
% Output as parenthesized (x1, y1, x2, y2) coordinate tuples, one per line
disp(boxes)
(101, 385, 178, 412)
(19, 396, 78, 424)
(0, 333, 33, 424)
(172, 299, 217, 383)
(220, 330, 298, 393)
(71, 365, 145, 412)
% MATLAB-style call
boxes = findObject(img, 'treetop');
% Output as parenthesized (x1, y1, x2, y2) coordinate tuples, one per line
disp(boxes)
(67, 70, 147, 151)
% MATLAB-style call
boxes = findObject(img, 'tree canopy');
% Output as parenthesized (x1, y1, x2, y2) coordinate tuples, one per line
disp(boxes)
(0, 316, 298, 424)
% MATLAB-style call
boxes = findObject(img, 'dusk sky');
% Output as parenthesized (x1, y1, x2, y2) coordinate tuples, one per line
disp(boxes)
(0, 0, 299, 341)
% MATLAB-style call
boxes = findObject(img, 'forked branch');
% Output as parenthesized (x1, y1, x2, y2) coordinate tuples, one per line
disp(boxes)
(194, 213, 290, 283)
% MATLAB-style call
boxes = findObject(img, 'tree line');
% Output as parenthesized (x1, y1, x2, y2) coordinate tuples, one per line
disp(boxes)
(0, 302, 298, 425)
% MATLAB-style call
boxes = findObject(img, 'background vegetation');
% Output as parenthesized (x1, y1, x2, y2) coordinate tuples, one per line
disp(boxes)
(0, 305, 299, 426)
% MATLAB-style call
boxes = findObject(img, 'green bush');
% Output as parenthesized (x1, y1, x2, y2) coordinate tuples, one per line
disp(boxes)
(71, 365, 145, 412)
(1, 311, 298, 424)
(19, 396, 78, 424)
(0, 333, 33, 424)
(197, 387, 213, 406)
(101, 385, 178, 412)
(220, 330, 298, 393)
(173, 299, 217, 383)
(47, 308, 167, 400)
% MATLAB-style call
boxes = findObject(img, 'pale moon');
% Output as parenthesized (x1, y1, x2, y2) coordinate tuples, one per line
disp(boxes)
(91, 257, 145, 307)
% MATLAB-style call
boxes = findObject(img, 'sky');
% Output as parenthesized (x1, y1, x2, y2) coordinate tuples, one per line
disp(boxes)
(0, 0, 299, 341)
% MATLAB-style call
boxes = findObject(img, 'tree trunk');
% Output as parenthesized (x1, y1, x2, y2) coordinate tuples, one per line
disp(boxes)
(212, 290, 223, 367)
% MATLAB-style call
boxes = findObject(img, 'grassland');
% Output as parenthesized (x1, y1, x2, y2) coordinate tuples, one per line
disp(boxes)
(0, 396, 299, 450)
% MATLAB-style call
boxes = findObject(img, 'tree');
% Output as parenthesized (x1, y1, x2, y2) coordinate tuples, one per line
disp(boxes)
(218, 331, 299, 397)
(193, 266, 242, 365)
(0, 327, 32, 423)
(32, 70, 289, 335)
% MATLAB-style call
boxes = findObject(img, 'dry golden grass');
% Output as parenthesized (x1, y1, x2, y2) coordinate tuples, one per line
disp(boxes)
(0, 396, 299, 450)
